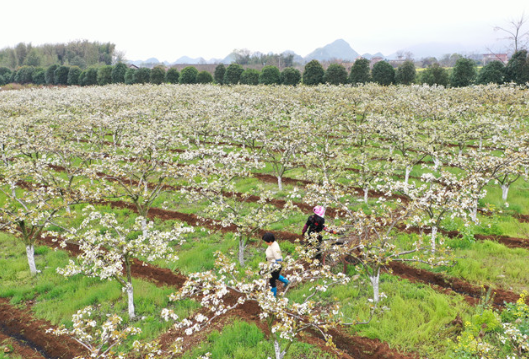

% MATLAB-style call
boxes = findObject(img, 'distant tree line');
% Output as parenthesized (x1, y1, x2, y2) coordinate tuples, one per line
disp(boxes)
(0, 41, 118, 71)
(2, 51, 529, 88)
(231, 49, 296, 68)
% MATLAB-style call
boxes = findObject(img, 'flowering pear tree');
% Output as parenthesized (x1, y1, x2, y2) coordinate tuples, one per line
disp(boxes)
(47, 306, 146, 359)
(180, 148, 297, 266)
(56, 208, 193, 319)
(92, 127, 189, 237)
(0, 156, 98, 274)
(224, 116, 267, 156)
(300, 130, 349, 186)
(381, 171, 475, 251)
(259, 116, 311, 190)
(452, 148, 521, 222)
(304, 178, 450, 304)
(372, 115, 427, 185)
(347, 148, 392, 204)
(163, 251, 355, 359)
(489, 135, 528, 202)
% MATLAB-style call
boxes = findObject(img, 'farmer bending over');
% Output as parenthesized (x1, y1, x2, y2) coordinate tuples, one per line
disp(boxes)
(301, 205, 335, 263)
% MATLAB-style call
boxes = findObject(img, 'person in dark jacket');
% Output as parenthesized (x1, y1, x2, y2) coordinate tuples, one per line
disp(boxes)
(302, 206, 332, 263)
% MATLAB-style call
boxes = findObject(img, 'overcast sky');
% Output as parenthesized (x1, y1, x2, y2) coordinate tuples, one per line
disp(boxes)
(1, 0, 527, 61)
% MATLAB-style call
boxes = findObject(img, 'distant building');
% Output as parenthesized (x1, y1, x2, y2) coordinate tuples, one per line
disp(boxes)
(127, 64, 139, 69)
(370, 57, 384, 67)
(482, 53, 508, 65)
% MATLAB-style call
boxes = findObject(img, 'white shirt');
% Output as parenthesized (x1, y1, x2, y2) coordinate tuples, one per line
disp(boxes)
(265, 241, 282, 263)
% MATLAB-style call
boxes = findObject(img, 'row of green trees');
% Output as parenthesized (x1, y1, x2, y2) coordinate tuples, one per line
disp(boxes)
(2, 51, 528, 88)
(0, 41, 117, 70)
(306, 51, 529, 87)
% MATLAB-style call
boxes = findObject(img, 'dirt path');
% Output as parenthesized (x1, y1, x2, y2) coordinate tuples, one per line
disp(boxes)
(0, 331, 47, 359)
(0, 298, 87, 359)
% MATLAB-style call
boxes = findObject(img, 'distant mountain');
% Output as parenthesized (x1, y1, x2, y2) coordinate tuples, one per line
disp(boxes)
(220, 53, 236, 64)
(173, 56, 207, 65)
(282, 50, 304, 65)
(304, 39, 359, 62)
(387, 42, 486, 60)
(360, 52, 385, 60)
(143, 57, 160, 64)
(130, 38, 493, 68)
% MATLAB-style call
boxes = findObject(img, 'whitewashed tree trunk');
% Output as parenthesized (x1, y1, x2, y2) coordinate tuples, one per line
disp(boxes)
(458, 148, 463, 156)
(126, 282, 135, 319)
(479, 138, 483, 151)
(433, 157, 441, 171)
(404, 166, 411, 186)
(389, 146, 394, 156)
(369, 268, 381, 305)
(141, 217, 148, 238)
(26, 245, 37, 275)
(144, 181, 148, 197)
(364, 187, 369, 204)
(11, 184, 16, 198)
(277, 176, 283, 191)
(274, 339, 286, 359)
(501, 184, 510, 202)
(430, 225, 438, 252)
(66, 204, 71, 214)
(470, 199, 479, 223)
(238, 239, 246, 267)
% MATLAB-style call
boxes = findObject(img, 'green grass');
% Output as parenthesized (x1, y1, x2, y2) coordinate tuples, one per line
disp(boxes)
(181, 319, 336, 359)
(342, 275, 472, 358)
(438, 238, 529, 293)
(0, 232, 199, 347)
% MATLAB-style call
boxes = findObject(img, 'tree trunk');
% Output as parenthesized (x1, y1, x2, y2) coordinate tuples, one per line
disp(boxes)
(389, 146, 393, 156)
(369, 268, 381, 305)
(238, 239, 246, 267)
(433, 157, 441, 171)
(404, 166, 411, 188)
(479, 138, 482, 151)
(501, 184, 509, 202)
(26, 245, 37, 275)
(277, 176, 283, 191)
(470, 199, 479, 223)
(274, 339, 286, 359)
(364, 187, 369, 204)
(141, 217, 148, 238)
(66, 204, 71, 214)
(430, 225, 437, 252)
(126, 282, 135, 319)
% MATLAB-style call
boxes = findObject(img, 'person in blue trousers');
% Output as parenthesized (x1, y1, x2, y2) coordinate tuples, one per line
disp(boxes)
(263, 232, 289, 297)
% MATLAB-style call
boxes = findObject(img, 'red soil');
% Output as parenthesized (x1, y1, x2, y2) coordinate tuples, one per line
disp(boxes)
(0, 298, 87, 359)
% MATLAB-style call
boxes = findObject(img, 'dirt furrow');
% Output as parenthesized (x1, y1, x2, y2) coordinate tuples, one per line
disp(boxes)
(0, 331, 47, 359)
(0, 298, 87, 359)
